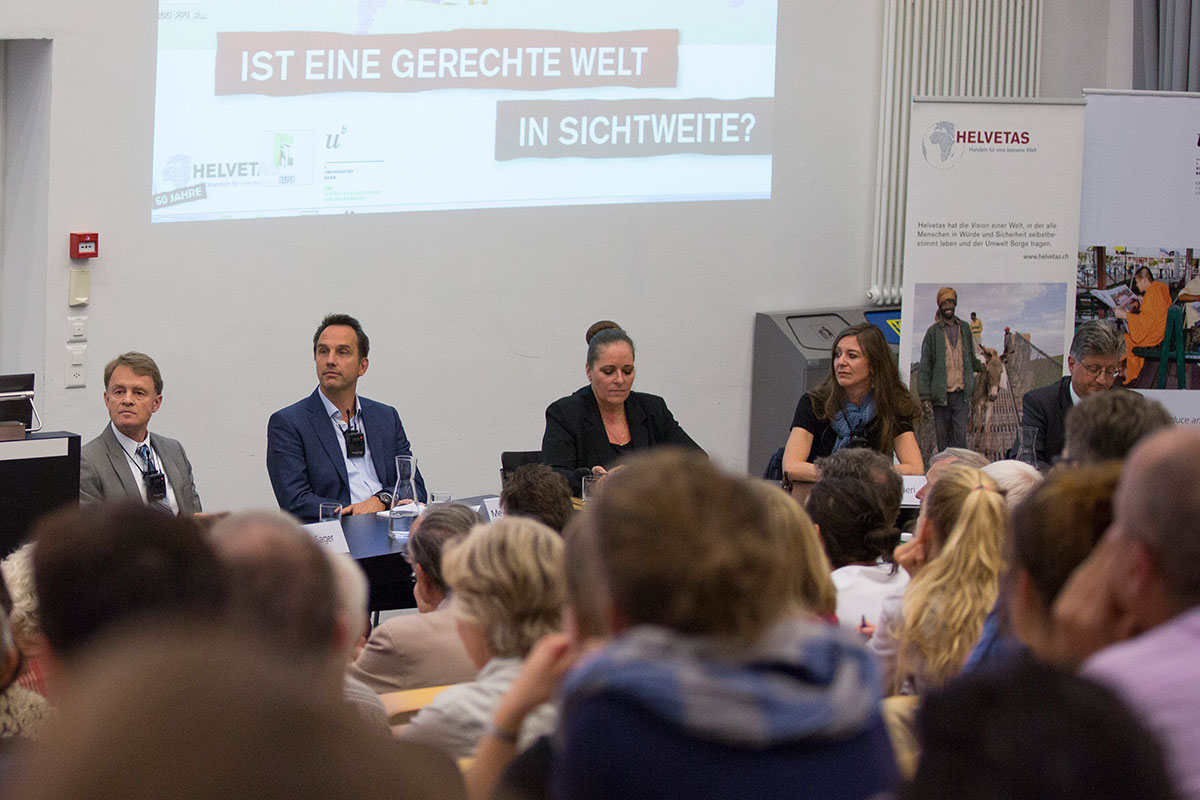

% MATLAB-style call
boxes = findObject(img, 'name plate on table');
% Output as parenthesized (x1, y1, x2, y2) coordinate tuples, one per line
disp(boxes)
(481, 496, 504, 521)
(901, 475, 927, 508)
(304, 520, 350, 554)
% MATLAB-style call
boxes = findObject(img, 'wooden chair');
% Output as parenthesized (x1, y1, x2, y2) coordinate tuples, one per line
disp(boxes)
(380, 683, 458, 725)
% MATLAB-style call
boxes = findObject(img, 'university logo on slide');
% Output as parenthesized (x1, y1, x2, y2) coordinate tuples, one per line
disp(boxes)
(921, 121, 965, 170)
(273, 133, 294, 168)
(259, 130, 315, 186)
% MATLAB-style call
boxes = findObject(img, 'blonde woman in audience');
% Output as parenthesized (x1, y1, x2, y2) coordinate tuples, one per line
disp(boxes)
(757, 483, 838, 622)
(403, 517, 564, 761)
(870, 464, 1007, 695)
(0, 545, 46, 697)
(464, 498, 612, 800)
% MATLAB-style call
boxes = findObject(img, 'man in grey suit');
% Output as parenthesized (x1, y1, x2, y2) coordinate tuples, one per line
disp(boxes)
(79, 352, 202, 515)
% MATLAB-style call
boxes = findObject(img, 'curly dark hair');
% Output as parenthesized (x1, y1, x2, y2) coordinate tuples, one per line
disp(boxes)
(805, 477, 900, 569)
(500, 464, 574, 533)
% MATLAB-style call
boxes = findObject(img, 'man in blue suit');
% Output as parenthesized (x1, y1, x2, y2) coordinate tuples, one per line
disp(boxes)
(267, 314, 426, 522)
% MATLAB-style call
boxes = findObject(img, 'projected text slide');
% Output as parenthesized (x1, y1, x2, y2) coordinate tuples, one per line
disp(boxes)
(151, 2, 778, 222)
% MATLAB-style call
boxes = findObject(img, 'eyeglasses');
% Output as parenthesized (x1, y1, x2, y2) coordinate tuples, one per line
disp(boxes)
(1079, 363, 1122, 379)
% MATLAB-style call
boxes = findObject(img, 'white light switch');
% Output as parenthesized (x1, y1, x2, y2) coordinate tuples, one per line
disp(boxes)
(68, 315, 88, 342)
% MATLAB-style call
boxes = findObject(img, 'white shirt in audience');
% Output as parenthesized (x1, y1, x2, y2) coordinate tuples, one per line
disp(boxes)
(404, 656, 557, 761)
(832, 562, 909, 633)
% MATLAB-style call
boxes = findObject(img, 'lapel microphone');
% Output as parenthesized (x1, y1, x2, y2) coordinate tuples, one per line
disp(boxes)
(140, 442, 168, 503)
(344, 407, 366, 458)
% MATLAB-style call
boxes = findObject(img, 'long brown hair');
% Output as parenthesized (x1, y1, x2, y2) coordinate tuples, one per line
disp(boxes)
(810, 323, 920, 454)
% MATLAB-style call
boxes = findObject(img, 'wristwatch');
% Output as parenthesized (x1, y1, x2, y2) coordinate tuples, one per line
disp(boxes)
(374, 490, 393, 509)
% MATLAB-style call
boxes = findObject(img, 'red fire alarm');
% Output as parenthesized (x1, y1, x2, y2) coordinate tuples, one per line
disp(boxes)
(70, 232, 99, 259)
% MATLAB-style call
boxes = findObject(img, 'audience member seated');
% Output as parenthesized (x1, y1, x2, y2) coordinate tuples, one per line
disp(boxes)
(1055, 428, 1200, 800)
(912, 447, 989, 504)
(1009, 319, 1124, 469)
(555, 449, 898, 800)
(784, 324, 923, 498)
(209, 510, 387, 730)
(31, 503, 227, 686)
(1061, 388, 1172, 465)
(806, 477, 907, 633)
(349, 504, 480, 693)
(757, 483, 837, 622)
(542, 321, 702, 496)
(814, 447, 904, 525)
(0, 598, 48, 745)
(464, 501, 613, 800)
(902, 658, 1175, 800)
(958, 459, 1043, 673)
(327, 550, 389, 729)
(870, 465, 1007, 695)
(500, 464, 574, 532)
(1001, 463, 1121, 663)
(0, 546, 45, 696)
(979, 460, 1042, 508)
(403, 517, 564, 760)
(9, 622, 465, 800)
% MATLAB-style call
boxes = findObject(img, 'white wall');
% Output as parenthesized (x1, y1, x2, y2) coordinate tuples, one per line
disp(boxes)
(0, 1, 1129, 510)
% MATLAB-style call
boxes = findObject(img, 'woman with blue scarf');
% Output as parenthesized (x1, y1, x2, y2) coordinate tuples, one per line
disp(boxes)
(783, 324, 923, 498)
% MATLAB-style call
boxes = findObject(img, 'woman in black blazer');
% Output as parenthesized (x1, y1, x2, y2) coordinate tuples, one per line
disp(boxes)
(541, 322, 703, 496)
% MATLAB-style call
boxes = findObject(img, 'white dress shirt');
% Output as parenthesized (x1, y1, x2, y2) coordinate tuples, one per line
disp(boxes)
(317, 390, 383, 504)
(110, 422, 179, 515)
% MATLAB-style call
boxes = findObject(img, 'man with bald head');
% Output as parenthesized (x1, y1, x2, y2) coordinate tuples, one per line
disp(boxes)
(209, 511, 388, 729)
(1054, 427, 1200, 800)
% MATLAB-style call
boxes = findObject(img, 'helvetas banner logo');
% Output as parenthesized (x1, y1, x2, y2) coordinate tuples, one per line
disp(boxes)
(922, 121, 965, 169)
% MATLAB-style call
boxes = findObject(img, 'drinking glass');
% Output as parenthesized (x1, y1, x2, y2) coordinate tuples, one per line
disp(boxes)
(428, 492, 452, 505)
(581, 475, 600, 503)
(1014, 426, 1040, 467)
(319, 503, 342, 522)
(388, 455, 420, 543)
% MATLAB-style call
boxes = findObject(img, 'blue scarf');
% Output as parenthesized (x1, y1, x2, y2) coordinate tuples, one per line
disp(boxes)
(830, 392, 876, 452)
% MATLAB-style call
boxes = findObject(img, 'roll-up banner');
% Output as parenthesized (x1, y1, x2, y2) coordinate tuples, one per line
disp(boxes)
(1079, 90, 1200, 423)
(898, 98, 1085, 461)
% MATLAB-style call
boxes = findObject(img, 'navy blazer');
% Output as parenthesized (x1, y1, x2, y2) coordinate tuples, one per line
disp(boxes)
(267, 389, 427, 522)
(542, 386, 703, 496)
(1014, 376, 1072, 471)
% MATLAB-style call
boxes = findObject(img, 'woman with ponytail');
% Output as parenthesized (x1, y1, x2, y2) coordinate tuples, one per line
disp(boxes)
(806, 477, 908, 633)
(870, 464, 1007, 695)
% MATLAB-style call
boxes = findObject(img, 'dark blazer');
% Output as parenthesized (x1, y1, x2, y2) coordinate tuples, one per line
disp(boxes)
(79, 424, 202, 514)
(541, 386, 703, 495)
(266, 389, 427, 522)
(1017, 376, 1072, 470)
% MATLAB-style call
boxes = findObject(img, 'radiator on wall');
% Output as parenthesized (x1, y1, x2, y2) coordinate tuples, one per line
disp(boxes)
(868, 0, 1044, 305)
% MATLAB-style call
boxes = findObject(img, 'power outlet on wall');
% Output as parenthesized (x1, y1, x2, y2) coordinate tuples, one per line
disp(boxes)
(66, 344, 87, 389)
